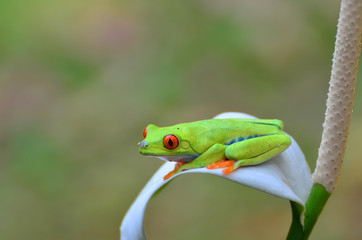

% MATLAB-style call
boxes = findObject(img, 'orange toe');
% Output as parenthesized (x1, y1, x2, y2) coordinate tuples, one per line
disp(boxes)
(206, 160, 236, 170)
(163, 162, 187, 181)
(222, 166, 235, 174)
(206, 160, 226, 169)
(163, 171, 173, 181)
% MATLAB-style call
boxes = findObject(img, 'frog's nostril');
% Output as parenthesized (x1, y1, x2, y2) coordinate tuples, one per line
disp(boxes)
(139, 141, 148, 148)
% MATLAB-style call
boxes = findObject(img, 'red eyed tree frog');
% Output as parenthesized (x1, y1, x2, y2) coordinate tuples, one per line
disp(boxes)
(139, 118, 291, 180)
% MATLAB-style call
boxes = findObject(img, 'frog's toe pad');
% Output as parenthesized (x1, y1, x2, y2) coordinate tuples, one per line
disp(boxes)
(206, 160, 236, 170)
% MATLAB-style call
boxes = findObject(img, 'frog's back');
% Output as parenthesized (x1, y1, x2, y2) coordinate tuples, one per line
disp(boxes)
(202, 118, 284, 130)
(230, 118, 284, 129)
(171, 118, 286, 153)
(182, 118, 285, 140)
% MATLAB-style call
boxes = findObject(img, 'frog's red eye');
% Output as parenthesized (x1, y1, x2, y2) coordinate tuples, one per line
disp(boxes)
(163, 134, 179, 149)
(143, 126, 147, 138)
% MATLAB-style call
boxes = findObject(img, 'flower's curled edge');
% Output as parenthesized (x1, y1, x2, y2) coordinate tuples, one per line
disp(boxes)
(121, 112, 312, 240)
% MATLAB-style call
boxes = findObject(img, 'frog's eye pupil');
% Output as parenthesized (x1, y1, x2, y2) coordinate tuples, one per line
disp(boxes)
(163, 134, 179, 149)
(143, 126, 147, 138)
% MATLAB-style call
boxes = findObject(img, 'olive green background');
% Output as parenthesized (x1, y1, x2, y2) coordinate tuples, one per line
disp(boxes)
(1, 0, 362, 239)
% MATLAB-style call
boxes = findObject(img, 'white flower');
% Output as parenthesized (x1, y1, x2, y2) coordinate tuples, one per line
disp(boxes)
(121, 112, 312, 240)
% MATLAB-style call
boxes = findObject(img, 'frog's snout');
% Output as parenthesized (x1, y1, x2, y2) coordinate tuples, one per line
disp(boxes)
(138, 140, 148, 149)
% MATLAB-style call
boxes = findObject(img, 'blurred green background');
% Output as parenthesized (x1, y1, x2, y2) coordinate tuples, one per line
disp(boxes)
(1, 0, 362, 239)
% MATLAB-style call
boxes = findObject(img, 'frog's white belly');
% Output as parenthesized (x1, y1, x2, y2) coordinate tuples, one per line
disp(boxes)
(153, 155, 199, 162)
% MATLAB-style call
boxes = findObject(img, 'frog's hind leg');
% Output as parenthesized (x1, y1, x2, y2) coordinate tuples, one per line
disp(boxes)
(223, 134, 291, 174)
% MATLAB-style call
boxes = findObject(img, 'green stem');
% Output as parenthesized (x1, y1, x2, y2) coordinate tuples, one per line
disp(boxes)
(286, 201, 304, 240)
(302, 184, 331, 239)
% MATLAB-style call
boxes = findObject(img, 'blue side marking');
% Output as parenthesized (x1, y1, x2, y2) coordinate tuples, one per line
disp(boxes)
(224, 135, 264, 145)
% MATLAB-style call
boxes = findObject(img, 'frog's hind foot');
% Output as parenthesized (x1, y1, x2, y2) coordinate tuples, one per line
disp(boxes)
(206, 160, 236, 173)
(222, 165, 236, 174)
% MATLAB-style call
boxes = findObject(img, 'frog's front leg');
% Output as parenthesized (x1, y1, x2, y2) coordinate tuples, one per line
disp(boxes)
(177, 143, 227, 172)
(163, 143, 227, 180)
(223, 133, 291, 173)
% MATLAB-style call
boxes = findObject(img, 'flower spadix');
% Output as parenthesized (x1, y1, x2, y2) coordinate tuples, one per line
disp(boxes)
(121, 112, 312, 240)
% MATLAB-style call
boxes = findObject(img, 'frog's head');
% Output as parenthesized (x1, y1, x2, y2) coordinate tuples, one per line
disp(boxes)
(138, 124, 199, 162)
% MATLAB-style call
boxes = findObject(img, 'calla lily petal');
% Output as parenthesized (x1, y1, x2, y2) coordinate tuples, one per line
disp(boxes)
(121, 112, 312, 240)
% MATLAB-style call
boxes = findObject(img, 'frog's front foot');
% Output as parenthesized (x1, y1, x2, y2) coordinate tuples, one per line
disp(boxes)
(163, 162, 187, 181)
(206, 160, 236, 174)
